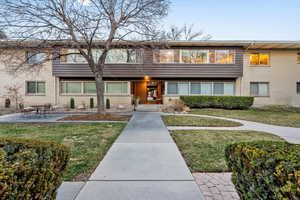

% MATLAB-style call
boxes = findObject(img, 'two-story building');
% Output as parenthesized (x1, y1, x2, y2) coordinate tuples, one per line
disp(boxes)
(0, 40, 300, 108)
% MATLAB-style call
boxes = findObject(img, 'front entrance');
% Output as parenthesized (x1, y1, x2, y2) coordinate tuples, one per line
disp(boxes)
(132, 80, 163, 104)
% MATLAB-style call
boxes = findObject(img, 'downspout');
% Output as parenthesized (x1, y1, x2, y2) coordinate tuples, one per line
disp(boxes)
(240, 42, 255, 96)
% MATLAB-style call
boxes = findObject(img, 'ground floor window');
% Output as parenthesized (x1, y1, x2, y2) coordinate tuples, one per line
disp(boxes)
(297, 82, 300, 93)
(105, 82, 128, 94)
(166, 82, 235, 96)
(250, 82, 269, 97)
(60, 81, 128, 95)
(26, 81, 46, 95)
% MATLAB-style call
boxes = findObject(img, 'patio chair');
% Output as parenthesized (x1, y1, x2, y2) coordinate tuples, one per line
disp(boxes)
(19, 104, 34, 114)
(41, 103, 52, 115)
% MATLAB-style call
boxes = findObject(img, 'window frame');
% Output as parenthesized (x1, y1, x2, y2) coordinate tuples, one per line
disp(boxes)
(166, 81, 235, 96)
(60, 81, 130, 96)
(26, 51, 47, 65)
(63, 49, 143, 64)
(25, 81, 46, 96)
(250, 82, 270, 97)
(249, 52, 271, 67)
(105, 81, 129, 95)
(297, 82, 300, 94)
(153, 49, 235, 65)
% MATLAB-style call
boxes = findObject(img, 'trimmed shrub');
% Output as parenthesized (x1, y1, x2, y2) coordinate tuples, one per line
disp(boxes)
(180, 96, 254, 109)
(106, 98, 110, 109)
(70, 98, 75, 109)
(225, 141, 300, 200)
(90, 98, 94, 109)
(0, 137, 69, 200)
(4, 98, 10, 108)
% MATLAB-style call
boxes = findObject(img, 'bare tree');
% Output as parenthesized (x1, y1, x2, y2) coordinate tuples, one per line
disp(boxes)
(4, 84, 23, 110)
(163, 24, 211, 40)
(0, 0, 170, 113)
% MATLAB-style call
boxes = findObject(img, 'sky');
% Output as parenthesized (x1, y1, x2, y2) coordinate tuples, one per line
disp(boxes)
(164, 0, 300, 40)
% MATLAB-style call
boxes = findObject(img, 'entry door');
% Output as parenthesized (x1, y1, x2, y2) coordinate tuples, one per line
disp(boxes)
(134, 81, 148, 104)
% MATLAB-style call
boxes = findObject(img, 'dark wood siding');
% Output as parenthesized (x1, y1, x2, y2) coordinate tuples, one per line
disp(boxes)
(52, 47, 243, 78)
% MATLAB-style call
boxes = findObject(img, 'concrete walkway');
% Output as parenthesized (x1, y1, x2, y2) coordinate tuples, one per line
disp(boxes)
(73, 112, 204, 200)
(165, 113, 300, 144)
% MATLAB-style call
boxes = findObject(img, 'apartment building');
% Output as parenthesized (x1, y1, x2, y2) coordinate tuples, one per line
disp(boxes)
(0, 40, 299, 108)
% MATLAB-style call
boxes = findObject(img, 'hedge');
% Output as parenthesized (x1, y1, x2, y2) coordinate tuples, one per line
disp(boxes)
(0, 137, 69, 200)
(180, 96, 254, 109)
(225, 141, 300, 200)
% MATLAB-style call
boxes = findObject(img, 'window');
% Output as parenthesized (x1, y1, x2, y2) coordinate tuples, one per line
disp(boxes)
(66, 49, 87, 63)
(190, 82, 201, 94)
(213, 83, 224, 95)
(26, 81, 46, 95)
(154, 49, 235, 64)
(181, 50, 208, 64)
(106, 82, 128, 94)
(250, 82, 269, 97)
(167, 82, 178, 94)
(297, 82, 300, 93)
(297, 52, 300, 64)
(249, 53, 270, 66)
(65, 49, 143, 64)
(166, 82, 234, 95)
(61, 82, 82, 94)
(167, 82, 189, 95)
(83, 82, 96, 94)
(215, 50, 234, 64)
(27, 52, 46, 64)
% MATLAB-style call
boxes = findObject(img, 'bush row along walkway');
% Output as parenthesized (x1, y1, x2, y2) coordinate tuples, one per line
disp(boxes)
(165, 113, 300, 144)
(71, 112, 204, 200)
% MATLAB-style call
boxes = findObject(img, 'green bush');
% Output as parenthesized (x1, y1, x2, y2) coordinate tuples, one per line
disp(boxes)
(90, 98, 94, 109)
(106, 98, 110, 109)
(180, 96, 254, 109)
(225, 141, 300, 200)
(70, 98, 75, 109)
(0, 137, 69, 200)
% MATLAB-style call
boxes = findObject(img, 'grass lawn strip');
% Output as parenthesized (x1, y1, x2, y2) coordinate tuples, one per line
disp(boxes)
(162, 115, 242, 127)
(190, 106, 300, 128)
(59, 113, 131, 121)
(0, 123, 126, 181)
(171, 130, 284, 172)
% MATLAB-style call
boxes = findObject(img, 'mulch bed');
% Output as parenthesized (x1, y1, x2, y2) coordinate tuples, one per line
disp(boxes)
(59, 113, 131, 121)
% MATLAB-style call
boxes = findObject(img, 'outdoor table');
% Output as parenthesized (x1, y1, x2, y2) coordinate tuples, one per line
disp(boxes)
(30, 105, 47, 114)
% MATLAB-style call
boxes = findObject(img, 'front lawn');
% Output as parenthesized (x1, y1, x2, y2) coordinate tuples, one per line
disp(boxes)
(162, 115, 242, 127)
(190, 106, 300, 128)
(0, 123, 126, 181)
(171, 130, 284, 172)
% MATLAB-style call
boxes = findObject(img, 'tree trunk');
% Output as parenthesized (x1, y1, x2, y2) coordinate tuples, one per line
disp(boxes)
(94, 70, 106, 114)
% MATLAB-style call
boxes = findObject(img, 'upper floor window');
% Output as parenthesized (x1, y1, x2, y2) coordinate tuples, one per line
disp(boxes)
(250, 82, 269, 97)
(26, 81, 46, 95)
(297, 52, 300, 64)
(153, 49, 235, 64)
(249, 53, 270, 66)
(64, 49, 143, 64)
(26, 51, 46, 64)
(297, 82, 300, 93)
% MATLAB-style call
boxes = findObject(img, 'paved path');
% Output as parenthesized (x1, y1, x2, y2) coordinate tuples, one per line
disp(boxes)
(73, 112, 204, 200)
(165, 113, 300, 144)
(193, 173, 239, 200)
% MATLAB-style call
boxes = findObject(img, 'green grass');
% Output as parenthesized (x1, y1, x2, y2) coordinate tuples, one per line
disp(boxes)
(162, 115, 242, 127)
(190, 105, 300, 128)
(0, 123, 126, 181)
(171, 130, 284, 172)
